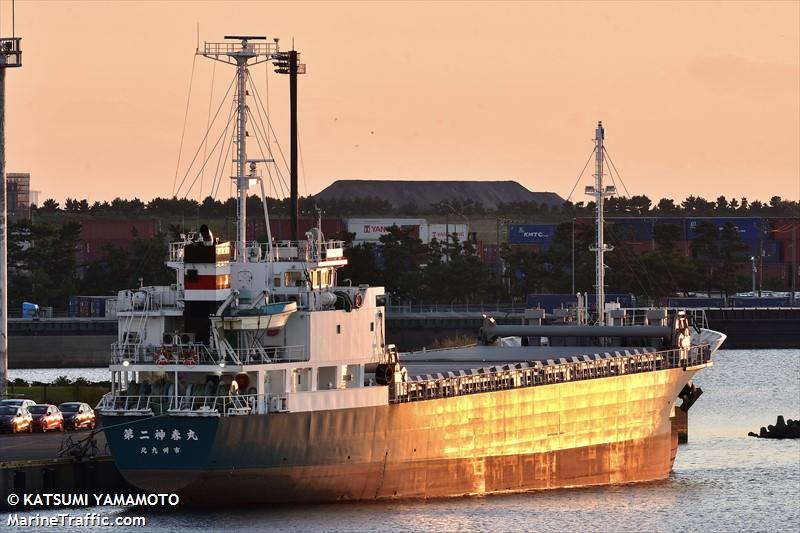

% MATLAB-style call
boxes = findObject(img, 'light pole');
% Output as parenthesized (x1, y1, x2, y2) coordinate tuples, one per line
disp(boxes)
(571, 218, 576, 295)
(0, 34, 22, 397)
(440, 201, 469, 261)
(273, 45, 306, 241)
(750, 256, 757, 295)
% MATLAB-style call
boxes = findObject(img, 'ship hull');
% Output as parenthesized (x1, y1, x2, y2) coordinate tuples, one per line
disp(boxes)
(103, 365, 702, 504)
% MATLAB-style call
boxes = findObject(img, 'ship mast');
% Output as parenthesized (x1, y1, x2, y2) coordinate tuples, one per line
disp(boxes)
(198, 36, 278, 261)
(585, 121, 615, 325)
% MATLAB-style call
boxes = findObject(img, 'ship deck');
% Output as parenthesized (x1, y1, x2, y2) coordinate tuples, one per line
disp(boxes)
(401, 345, 657, 376)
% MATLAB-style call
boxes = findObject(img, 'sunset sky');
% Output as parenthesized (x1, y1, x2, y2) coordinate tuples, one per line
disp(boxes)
(2, 1, 798, 206)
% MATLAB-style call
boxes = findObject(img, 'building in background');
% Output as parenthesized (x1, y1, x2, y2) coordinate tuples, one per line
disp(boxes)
(7, 172, 31, 221)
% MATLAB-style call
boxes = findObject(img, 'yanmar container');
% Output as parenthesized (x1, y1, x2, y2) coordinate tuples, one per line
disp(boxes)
(508, 224, 556, 248)
(346, 218, 427, 243)
(427, 224, 468, 244)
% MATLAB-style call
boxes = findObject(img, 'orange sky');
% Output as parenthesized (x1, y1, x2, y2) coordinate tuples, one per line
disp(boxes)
(2, 1, 799, 205)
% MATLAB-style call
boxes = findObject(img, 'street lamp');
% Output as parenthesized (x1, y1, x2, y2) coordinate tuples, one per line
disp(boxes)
(571, 218, 576, 295)
(439, 202, 469, 261)
(750, 256, 757, 295)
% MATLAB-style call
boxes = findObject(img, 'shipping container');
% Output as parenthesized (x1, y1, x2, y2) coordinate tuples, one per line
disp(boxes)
(667, 297, 724, 308)
(346, 218, 427, 243)
(760, 263, 789, 283)
(78, 297, 90, 317)
(105, 298, 118, 319)
(426, 224, 468, 244)
(654, 218, 688, 241)
(628, 241, 654, 255)
(70, 295, 116, 318)
(687, 217, 765, 242)
(79, 218, 159, 263)
(761, 240, 782, 263)
(246, 217, 344, 242)
(90, 297, 106, 318)
(731, 296, 788, 308)
(509, 243, 543, 254)
(767, 218, 800, 242)
(608, 219, 653, 242)
(508, 224, 556, 248)
(477, 242, 500, 264)
(525, 293, 576, 312)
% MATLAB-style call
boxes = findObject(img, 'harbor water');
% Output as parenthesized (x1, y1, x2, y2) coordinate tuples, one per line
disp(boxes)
(6, 349, 799, 532)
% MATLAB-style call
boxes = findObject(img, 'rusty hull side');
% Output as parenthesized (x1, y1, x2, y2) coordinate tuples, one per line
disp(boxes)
(123, 366, 702, 503)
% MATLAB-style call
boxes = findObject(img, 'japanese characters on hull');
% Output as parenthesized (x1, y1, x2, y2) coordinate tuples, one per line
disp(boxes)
(123, 427, 199, 455)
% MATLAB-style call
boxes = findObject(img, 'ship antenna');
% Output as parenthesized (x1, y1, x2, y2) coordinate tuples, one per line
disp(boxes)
(198, 35, 275, 262)
(585, 121, 615, 325)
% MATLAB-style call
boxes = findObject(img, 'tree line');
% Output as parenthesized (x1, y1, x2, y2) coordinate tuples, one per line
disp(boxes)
(8, 219, 173, 312)
(335, 219, 771, 306)
(7, 210, 793, 313)
(34, 194, 799, 219)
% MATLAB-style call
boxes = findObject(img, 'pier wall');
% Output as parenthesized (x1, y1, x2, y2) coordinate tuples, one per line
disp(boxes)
(0, 458, 134, 511)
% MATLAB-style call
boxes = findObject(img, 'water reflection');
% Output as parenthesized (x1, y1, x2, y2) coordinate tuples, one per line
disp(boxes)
(10, 349, 800, 532)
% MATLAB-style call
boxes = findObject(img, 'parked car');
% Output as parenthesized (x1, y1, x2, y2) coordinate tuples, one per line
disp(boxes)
(58, 402, 96, 430)
(29, 404, 64, 433)
(0, 398, 37, 411)
(0, 405, 33, 433)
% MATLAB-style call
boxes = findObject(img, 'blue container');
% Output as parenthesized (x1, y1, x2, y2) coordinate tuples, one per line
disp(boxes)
(610, 219, 653, 241)
(508, 224, 556, 248)
(653, 219, 688, 240)
(68, 296, 80, 318)
(687, 218, 764, 241)
(761, 240, 781, 263)
(667, 297, 724, 308)
(525, 294, 577, 312)
(90, 298, 106, 318)
(731, 296, 787, 308)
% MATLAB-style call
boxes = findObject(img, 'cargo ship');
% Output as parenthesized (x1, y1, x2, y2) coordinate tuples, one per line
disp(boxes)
(98, 35, 726, 504)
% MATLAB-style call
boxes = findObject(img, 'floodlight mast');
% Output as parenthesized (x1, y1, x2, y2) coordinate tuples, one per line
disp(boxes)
(198, 36, 279, 262)
(0, 36, 22, 397)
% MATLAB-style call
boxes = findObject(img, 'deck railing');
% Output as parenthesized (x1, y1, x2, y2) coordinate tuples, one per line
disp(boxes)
(389, 344, 711, 404)
(169, 239, 345, 263)
(97, 392, 289, 417)
(110, 343, 305, 366)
